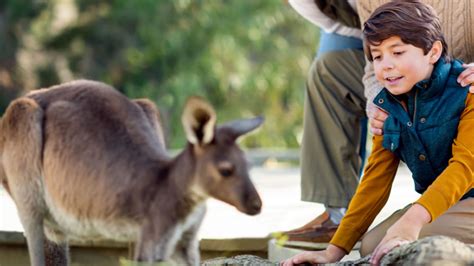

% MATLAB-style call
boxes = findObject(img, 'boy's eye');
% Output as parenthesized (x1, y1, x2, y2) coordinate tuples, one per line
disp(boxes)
(373, 55, 381, 61)
(394, 51, 405, 56)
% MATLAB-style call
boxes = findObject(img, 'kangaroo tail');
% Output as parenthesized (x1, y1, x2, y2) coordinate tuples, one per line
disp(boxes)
(1, 97, 44, 196)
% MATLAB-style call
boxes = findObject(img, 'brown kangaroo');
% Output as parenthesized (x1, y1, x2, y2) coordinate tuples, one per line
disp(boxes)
(0, 80, 263, 265)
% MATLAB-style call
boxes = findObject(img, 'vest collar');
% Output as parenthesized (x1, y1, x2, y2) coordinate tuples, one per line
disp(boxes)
(414, 58, 451, 100)
(374, 57, 452, 111)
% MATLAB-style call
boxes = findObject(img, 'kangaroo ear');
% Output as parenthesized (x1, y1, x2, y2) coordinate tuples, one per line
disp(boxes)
(218, 116, 264, 140)
(182, 97, 216, 145)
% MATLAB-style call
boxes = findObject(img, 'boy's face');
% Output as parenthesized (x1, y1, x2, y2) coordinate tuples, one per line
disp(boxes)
(370, 36, 437, 95)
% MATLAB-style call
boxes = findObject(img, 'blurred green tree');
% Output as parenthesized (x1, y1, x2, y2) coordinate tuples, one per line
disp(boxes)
(0, 0, 46, 112)
(3, 0, 318, 149)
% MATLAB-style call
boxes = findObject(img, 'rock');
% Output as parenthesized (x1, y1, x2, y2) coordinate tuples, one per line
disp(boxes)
(202, 236, 474, 265)
(202, 255, 277, 265)
(377, 235, 474, 265)
(327, 236, 474, 266)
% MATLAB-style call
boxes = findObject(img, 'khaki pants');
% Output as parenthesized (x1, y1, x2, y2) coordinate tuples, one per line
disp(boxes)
(300, 49, 366, 207)
(359, 198, 474, 256)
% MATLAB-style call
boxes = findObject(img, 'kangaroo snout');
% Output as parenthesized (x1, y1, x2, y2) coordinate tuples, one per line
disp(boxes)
(235, 185, 262, 215)
(244, 196, 262, 215)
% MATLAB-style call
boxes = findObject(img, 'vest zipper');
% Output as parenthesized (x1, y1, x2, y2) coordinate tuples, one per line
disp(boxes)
(388, 89, 418, 125)
(412, 89, 418, 126)
(389, 94, 409, 113)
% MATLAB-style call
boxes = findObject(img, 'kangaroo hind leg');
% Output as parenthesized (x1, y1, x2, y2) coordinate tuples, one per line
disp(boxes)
(44, 240, 68, 266)
(2, 97, 47, 266)
(44, 224, 69, 266)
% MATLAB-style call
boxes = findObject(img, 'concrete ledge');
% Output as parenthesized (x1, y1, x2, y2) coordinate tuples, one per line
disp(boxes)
(0, 231, 269, 264)
(0, 230, 129, 248)
(0, 231, 130, 266)
(268, 239, 361, 262)
(200, 237, 269, 260)
(200, 237, 269, 252)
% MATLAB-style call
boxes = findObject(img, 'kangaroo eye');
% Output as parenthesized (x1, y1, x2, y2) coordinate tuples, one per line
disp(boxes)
(217, 162, 234, 178)
(218, 167, 234, 177)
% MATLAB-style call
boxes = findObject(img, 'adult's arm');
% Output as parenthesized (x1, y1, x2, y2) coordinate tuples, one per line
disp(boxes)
(363, 60, 386, 135)
(288, 0, 361, 38)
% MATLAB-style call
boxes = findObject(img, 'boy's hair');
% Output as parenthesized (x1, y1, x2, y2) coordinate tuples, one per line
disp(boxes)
(363, 0, 449, 62)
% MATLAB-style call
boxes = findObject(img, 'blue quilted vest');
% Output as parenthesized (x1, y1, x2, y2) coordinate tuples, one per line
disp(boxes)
(374, 58, 474, 200)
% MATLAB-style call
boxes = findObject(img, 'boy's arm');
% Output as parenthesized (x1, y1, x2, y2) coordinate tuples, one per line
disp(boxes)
(416, 93, 474, 220)
(330, 135, 400, 253)
(372, 92, 474, 264)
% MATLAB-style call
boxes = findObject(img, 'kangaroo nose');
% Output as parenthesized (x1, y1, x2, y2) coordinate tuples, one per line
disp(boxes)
(246, 198, 262, 215)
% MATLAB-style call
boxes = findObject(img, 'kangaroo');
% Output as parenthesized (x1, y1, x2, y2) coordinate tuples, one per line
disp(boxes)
(0, 80, 263, 266)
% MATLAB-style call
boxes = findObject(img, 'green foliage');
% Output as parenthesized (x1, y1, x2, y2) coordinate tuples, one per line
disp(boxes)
(0, 0, 46, 112)
(4, 0, 318, 148)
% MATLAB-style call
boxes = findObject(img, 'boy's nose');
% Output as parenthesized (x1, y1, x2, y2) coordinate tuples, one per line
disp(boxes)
(382, 59, 395, 70)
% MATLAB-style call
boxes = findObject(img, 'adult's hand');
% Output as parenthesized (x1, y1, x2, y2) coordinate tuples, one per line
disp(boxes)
(367, 102, 388, 136)
(458, 63, 474, 93)
(280, 244, 345, 266)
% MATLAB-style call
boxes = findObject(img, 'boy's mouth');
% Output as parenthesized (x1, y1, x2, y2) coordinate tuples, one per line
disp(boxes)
(385, 76, 403, 85)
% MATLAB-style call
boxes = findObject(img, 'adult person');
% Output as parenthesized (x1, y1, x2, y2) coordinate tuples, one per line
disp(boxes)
(283, 0, 474, 244)
(283, 0, 368, 243)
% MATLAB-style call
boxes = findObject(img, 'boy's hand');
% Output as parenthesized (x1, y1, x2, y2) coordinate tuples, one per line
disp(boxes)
(280, 244, 345, 266)
(370, 204, 431, 265)
(369, 225, 412, 265)
(367, 103, 388, 136)
(458, 63, 474, 92)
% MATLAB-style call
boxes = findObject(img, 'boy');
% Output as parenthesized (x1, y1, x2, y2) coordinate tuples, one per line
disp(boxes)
(282, 1, 474, 265)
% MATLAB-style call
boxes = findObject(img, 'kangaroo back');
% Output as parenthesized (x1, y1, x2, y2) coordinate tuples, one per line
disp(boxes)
(32, 81, 167, 222)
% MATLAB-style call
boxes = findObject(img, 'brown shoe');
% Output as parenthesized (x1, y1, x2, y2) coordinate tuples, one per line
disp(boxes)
(286, 218, 338, 243)
(280, 211, 331, 235)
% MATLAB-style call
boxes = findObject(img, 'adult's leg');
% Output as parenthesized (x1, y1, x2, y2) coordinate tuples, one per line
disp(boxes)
(285, 48, 366, 240)
(314, 31, 369, 208)
(300, 48, 366, 208)
(283, 32, 366, 240)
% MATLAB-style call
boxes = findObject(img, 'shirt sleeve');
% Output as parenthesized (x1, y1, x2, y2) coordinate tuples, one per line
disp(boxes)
(330, 135, 400, 253)
(363, 59, 384, 115)
(288, 0, 362, 38)
(416, 93, 474, 221)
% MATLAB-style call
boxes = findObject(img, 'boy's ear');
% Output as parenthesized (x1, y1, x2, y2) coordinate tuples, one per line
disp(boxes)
(429, 40, 443, 64)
